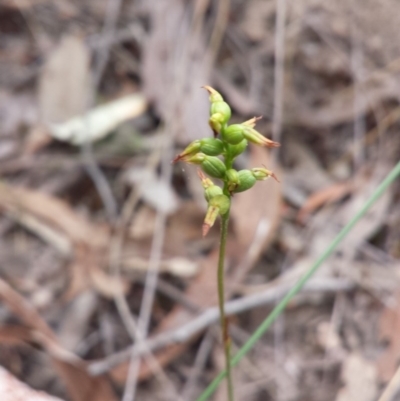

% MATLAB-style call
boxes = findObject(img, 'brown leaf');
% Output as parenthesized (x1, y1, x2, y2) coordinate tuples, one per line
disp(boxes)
(0, 182, 109, 249)
(0, 278, 117, 401)
(0, 365, 65, 401)
(297, 181, 354, 223)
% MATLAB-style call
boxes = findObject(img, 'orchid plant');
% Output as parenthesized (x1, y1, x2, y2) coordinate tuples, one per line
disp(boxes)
(173, 86, 280, 400)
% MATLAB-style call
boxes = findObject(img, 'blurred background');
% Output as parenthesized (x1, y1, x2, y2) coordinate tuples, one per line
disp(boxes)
(0, 0, 400, 400)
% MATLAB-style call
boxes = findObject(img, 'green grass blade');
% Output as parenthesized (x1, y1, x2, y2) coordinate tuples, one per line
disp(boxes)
(196, 159, 400, 401)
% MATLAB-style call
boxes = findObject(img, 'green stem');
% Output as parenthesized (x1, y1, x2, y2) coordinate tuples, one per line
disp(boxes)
(217, 211, 234, 401)
(196, 159, 400, 401)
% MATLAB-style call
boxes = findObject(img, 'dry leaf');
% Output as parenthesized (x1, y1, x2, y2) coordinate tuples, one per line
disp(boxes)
(48, 93, 147, 145)
(0, 278, 117, 401)
(297, 181, 354, 223)
(0, 366, 65, 401)
(0, 182, 108, 249)
(336, 353, 378, 401)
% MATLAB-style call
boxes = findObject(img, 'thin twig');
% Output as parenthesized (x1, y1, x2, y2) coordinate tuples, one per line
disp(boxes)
(271, 0, 287, 157)
(181, 329, 215, 401)
(88, 277, 354, 376)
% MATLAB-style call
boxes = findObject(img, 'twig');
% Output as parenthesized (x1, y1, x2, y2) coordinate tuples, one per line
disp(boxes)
(88, 277, 354, 376)
(271, 0, 287, 155)
(181, 329, 215, 401)
(80, 0, 123, 221)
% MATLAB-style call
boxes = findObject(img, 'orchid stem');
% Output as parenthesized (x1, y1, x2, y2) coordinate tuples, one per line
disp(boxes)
(217, 210, 234, 401)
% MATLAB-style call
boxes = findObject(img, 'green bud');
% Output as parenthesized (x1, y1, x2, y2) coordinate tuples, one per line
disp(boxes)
(228, 139, 248, 158)
(205, 185, 223, 202)
(201, 156, 226, 179)
(209, 194, 230, 215)
(242, 127, 280, 148)
(221, 124, 245, 145)
(199, 138, 224, 156)
(172, 140, 201, 163)
(234, 169, 256, 193)
(202, 194, 230, 236)
(226, 169, 240, 193)
(251, 167, 279, 182)
(209, 114, 223, 135)
(251, 167, 273, 181)
(210, 101, 231, 125)
(180, 152, 206, 164)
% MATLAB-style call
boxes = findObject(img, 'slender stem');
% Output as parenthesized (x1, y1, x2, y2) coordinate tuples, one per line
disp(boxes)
(217, 211, 234, 401)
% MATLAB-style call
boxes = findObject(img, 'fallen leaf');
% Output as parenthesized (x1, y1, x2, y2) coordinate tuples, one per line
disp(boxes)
(336, 353, 378, 401)
(0, 182, 108, 249)
(297, 181, 354, 223)
(0, 365, 65, 401)
(0, 278, 117, 401)
(48, 93, 147, 145)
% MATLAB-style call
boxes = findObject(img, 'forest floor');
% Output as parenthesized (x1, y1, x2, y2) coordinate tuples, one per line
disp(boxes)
(0, 1, 400, 400)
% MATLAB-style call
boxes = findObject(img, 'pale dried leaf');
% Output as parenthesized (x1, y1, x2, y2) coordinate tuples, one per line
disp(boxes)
(49, 93, 147, 145)
(336, 353, 378, 401)
(0, 182, 108, 248)
(0, 366, 65, 401)
(121, 256, 198, 278)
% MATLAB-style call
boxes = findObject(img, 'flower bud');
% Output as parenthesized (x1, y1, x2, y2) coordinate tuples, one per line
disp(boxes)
(251, 167, 280, 182)
(242, 127, 280, 148)
(234, 169, 256, 193)
(221, 124, 245, 145)
(172, 138, 224, 163)
(203, 194, 230, 236)
(210, 101, 231, 125)
(201, 156, 226, 179)
(179, 152, 206, 164)
(172, 141, 201, 163)
(205, 185, 223, 202)
(226, 169, 240, 193)
(199, 138, 224, 156)
(228, 139, 248, 158)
